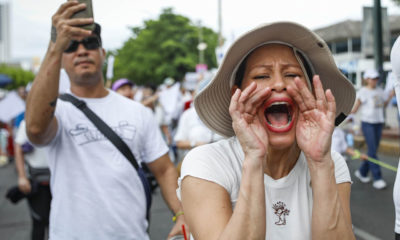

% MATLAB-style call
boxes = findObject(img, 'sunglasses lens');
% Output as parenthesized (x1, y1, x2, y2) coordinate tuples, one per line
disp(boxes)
(83, 37, 100, 50)
(64, 41, 79, 53)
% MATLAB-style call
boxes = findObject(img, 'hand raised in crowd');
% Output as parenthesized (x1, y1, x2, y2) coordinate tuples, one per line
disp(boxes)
(229, 82, 271, 162)
(51, 0, 93, 52)
(288, 75, 336, 166)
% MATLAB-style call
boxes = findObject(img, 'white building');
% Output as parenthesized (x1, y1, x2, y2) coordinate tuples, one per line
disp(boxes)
(0, 3, 10, 63)
(315, 12, 400, 89)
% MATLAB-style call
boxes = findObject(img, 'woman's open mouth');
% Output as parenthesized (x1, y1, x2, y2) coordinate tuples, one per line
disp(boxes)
(264, 98, 295, 133)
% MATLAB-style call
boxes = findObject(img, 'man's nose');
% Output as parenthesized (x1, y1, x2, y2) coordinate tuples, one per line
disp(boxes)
(76, 43, 89, 56)
(271, 75, 286, 92)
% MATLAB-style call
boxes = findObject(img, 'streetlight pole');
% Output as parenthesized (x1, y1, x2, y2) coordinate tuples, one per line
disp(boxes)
(198, 21, 204, 64)
(373, 0, 384, 80)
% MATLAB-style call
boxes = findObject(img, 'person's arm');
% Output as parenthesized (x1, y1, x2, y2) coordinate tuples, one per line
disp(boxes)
(14, 144, 31, 194)
(176, 140, 208, 150)
(146, 153, 188, 239)
(288, 76, 355, 239)
(25, 1, 93, 145)
(384, 89, 395, 108)
(181, 82, 271, 240)
(351, 98, 361, 114)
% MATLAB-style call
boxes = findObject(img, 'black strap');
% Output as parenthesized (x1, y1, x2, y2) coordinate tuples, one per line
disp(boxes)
(58, 93, 152, 220)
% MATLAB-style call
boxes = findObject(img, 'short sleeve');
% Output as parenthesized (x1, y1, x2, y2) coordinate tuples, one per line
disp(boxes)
(332, 150, 352, 184)
(141, 107, 169, 163)
(15, 120, 27, 145)
(174, 110, 190, 142)
(356, 88, 366, 103)
(177, 143, 239, 200)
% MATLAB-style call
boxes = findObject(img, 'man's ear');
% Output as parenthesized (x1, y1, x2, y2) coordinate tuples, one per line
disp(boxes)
(231, 85, 239, 96)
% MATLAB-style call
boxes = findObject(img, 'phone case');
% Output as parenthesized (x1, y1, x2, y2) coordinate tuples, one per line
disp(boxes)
(71, 0, 95, 31)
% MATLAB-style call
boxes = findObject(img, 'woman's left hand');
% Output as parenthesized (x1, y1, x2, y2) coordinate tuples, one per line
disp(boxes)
(287, 75, 336, 165)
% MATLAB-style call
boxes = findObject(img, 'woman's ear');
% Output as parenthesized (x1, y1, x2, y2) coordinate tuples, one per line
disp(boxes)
(231, 85, 239, 96)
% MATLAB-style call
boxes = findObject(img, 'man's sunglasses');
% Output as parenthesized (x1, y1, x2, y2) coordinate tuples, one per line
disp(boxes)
(64, 36, 101, 53)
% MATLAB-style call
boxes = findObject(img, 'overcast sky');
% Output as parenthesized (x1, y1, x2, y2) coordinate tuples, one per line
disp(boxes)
(1, 0, 400, 60)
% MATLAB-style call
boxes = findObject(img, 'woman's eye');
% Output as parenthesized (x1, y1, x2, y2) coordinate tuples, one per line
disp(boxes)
(253, 75, 270, 80)
(285, 73, 300, 78)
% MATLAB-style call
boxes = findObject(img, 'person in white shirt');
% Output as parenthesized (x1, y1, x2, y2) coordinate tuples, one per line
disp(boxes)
(390, 35, 400, 240)
(25, 2, 187, 239)
(351, 69, 391, 190)
(14, 120, 51, 240)
(174, 79, 224, 169)
(178, 22, 355, 239)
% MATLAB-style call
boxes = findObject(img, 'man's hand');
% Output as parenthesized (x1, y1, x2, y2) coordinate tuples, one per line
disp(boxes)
(51, 1, 93, 52)
(167, 215, 189, 240)
(18, 177, 31, 194)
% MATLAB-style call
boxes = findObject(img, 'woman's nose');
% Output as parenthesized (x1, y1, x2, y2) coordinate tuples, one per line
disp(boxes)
(271, 75, 286, 92)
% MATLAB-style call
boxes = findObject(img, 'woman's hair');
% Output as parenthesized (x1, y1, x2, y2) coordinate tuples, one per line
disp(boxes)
(233, 45, 313, 88)
(234, 55, 250, 88)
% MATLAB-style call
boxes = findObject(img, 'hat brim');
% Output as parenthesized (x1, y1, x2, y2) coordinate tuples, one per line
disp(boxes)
(194, 21, 356, 138)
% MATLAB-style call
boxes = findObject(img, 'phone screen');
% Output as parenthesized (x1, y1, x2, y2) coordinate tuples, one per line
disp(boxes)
(70, 0, 95, 31)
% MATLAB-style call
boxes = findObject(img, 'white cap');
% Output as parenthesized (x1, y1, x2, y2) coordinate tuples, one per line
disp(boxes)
(363, 69, 379, 79)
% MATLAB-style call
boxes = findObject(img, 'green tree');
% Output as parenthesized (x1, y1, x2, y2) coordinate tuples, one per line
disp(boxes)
(0, 64, 35, 90)
(113, 8, 219, 86)
(393, 0, 400, 5)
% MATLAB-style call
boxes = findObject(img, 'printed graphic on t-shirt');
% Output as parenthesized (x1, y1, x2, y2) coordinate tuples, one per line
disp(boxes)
(373, 95, 384, 108)
(68, 121, 136, 145)
(272, 201, 290, 225)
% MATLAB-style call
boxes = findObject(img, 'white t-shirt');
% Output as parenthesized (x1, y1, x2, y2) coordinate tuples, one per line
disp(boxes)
(15, 120, 48, 168)
(356, 87, 387, 123)
(331, 127, 348, 155)
(174, 107, 224, 144)
(43, 90, 168, 240)
(174, 107, 224, 161)
(391, 35, 400, 234)
(178, 137, 351, 240)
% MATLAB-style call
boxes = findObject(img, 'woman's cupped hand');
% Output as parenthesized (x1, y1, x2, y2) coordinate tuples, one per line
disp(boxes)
(287, 75, 336, 167)
(229, 82, 271, 165)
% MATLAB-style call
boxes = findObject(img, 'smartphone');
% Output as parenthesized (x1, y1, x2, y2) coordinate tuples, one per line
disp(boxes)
(70, 0, 95, 31)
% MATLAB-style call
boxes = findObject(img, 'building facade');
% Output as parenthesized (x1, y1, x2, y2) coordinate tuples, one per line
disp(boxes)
(315, 11, 400, 88)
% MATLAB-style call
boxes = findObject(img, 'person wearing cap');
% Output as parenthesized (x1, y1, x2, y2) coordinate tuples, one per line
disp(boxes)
(24, 2, 187, 239)
(111, 78, 134, 99)
(351, 69, 392, 190)
(390, 35, 400, 240)
(178, 22, 355, 239)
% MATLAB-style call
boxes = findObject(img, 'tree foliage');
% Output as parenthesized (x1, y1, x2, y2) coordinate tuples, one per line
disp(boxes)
(393, 0, 400, 5)
(0, 64, 35, 89)
(113, 8, 219, 86)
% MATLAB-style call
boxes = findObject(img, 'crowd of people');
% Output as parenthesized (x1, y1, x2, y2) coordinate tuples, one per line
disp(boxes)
(0, 1, 400, 239)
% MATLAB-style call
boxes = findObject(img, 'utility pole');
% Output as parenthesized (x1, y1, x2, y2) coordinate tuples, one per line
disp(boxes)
(373, 0, 384, 80)
(198, 21, 204, 64)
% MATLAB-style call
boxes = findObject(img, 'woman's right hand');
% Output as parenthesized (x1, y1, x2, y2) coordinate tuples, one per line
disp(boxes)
(229, 82, 271, 163)
(51, 1, 94, 52)
(18, 177, 31, 194)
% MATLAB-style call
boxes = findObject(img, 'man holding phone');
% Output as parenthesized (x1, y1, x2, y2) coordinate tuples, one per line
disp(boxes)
(25, 1, 187, 239)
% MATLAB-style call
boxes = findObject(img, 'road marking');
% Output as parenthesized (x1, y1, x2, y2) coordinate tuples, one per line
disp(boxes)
(353, 225, 382, 240)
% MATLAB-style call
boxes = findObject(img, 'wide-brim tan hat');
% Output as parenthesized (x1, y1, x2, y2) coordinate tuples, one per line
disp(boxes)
(194, 21, 356, 138)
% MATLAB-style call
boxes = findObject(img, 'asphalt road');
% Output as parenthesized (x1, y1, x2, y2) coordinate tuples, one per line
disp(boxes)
(0, 151, 399, 240)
